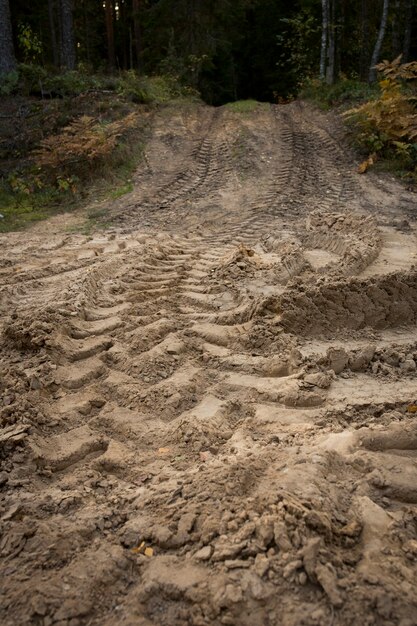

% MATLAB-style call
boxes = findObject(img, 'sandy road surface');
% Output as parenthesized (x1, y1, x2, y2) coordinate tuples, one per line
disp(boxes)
(1, 101, 417, 626)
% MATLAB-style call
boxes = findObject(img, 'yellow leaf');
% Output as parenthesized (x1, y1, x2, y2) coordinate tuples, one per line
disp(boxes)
(407, 405, 417, 413)
(158, 447, 171, 455)
(131, 541, 145, 554)
(144, 547, 154, 557)
(358, 153, 377, 174)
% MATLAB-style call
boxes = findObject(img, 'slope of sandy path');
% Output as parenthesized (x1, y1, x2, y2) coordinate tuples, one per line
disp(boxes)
(1, 101, 417, 626)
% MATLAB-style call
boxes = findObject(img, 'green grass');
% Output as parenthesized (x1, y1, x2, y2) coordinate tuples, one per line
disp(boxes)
(225, 99, 269, 113)
(0, 188, 66, 232)
(109, 181, 133, 200)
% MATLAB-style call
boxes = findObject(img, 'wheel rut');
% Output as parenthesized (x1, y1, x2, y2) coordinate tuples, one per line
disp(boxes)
(1, 101, 417, 626)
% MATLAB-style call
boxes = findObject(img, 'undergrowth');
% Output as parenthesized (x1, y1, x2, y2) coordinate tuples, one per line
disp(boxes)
(300, 77, 378, 110)
(344, 57, 417, 180)
(0, 65, 199, 232)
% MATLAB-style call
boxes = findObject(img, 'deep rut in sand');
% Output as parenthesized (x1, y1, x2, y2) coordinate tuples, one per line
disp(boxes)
(1, 101, 417, 626)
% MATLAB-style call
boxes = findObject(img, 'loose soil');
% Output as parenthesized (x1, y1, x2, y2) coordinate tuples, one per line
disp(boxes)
(1, 101, 417, 626)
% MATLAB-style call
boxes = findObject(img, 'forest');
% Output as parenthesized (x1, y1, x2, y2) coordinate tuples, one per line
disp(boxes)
(1, 0, 417, 104)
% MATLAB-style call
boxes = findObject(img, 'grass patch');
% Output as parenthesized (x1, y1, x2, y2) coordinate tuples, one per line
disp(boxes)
(0, 188, 69, 232)
(225, 100, 268, 113)
(109, 181, 134, 200)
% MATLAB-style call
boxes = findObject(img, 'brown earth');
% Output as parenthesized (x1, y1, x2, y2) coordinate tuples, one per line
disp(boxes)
(1, 100, 417, 626)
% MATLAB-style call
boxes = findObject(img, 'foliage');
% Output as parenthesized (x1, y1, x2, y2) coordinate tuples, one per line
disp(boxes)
(345, 56, 417, 175)
(301, 77, 378, 109)
(33, 112, 139, 183)
(277, 9, 321, 93)
(117, 71, 199, 104)
(0, 70, 19, 96)
(17, 63, 48, 95)
(17, 23, 42, 63)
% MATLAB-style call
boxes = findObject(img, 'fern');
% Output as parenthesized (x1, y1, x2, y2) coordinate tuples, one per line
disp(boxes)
(34, 113, 139, 182)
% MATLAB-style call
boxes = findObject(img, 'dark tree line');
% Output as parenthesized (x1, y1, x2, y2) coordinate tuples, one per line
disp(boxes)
(1, 0, 416, 103)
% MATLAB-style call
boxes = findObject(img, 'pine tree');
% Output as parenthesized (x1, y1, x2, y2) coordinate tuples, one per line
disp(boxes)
(0, 0, 16, 75)
(60, 0, 76, 69)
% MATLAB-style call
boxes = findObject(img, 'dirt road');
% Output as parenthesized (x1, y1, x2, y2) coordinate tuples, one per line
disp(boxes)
(1, 101, 417, 626)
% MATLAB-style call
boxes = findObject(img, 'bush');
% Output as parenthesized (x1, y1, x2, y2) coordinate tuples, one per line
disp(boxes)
(0, 70, 19, 96)
(17, 63, 48, 95)
(33, 112, 139, 183)
(117, 71, 199, 104)
(345, 56, 417, 175)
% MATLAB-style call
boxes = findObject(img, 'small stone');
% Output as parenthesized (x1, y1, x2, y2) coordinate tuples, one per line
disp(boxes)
(28, 375, 42, 390)
(224, 559, 251, 569)
(303, 372, 331, 389)
(316, 563, 343, 607)
(255, 516, 274, 548)
(283, 559, 302, 579)
(0, 472, 9, 487)
(349, 345, 375, 372)
(403, 540, 417, 557)
(301, 537, 321, 580)
(194, 546, 213, 561)
(254, 554, 270, 577)
(274, 521, 292, 552)
(401, 359, 416, 373)
(326, 347, 349, 374)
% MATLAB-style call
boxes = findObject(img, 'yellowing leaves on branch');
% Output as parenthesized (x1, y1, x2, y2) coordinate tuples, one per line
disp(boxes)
(345, 56, 417, 177)
(33, 112, 139, 182)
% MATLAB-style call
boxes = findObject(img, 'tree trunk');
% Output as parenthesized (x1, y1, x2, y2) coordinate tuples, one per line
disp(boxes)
(0, 0, 16, 76)
(326, 0, 336, 85)
(120, 0, 128, 69)
(360, 0, 369, 80)
(48, 0, 59, 66)
(403, 0, 413, 61)
(391, 0, 401, 57)
(60, 0, 76, 70)
(132, 0, 142, 72)
(105, 0, 116, 70)
(320, 0, 329, 79)
(369, 0, 390, 82)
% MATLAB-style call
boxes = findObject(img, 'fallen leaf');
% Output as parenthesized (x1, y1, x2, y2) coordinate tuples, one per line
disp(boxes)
(158, 447, 171, 455)
(132, 542, 154, 557)
(131, 541, 145, 554)
(358, 153, 377, 174)
(407, 405, 417, 413)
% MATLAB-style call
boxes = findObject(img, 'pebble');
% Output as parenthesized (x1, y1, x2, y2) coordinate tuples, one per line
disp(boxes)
(193, 546, 213, 561)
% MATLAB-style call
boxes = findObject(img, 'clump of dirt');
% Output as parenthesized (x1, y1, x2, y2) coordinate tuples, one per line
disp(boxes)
(2, 312, 57, 351)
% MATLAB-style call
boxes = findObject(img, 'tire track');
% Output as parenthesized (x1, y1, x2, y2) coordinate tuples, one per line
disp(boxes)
(1, 103, 417, 626)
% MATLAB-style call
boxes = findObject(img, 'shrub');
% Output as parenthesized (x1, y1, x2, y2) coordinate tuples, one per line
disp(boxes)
(345, 56, 417, 175)
(0, 70, 19, 96)
(33, 112, 139, 183)
(17, 63, 48, 95)
(117, 71, 199, 104)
